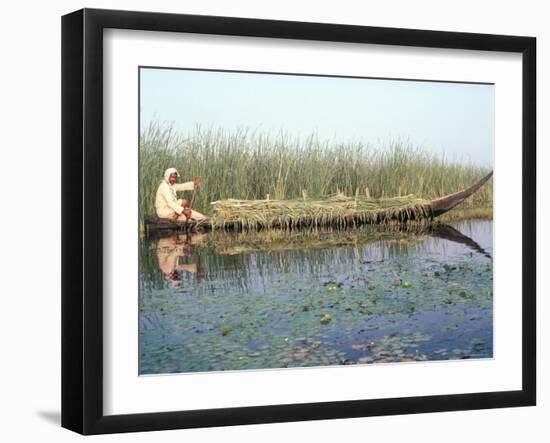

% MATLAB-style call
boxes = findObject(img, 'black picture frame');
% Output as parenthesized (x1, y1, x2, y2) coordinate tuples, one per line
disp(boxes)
(62, 8, 536, 435)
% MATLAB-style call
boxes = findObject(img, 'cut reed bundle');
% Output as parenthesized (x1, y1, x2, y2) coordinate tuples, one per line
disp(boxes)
(209, 194, 433, 230)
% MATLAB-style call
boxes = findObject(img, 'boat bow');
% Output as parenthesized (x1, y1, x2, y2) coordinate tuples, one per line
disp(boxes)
(429, 171, 493, 217)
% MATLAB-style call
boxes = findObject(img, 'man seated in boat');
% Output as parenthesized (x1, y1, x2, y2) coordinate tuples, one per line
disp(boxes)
(155, 167, 207, 221)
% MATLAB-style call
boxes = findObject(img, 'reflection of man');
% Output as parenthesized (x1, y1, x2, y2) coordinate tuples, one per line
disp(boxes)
(154, 167, 207, 221)
(157, 234, 206, 287)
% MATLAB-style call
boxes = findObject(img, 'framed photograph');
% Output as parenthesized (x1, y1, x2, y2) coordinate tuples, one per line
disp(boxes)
(61, 8, 536, 435)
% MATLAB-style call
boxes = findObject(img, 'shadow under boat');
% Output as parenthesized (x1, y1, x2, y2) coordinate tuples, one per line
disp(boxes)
(425, 224, 492, 259)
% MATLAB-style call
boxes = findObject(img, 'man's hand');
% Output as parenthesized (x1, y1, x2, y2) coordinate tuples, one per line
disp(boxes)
(183, 208, 192, 220)
(181, 198, 189, 208)
(194, 176, 201, 186)
(171, 212, 179, 221)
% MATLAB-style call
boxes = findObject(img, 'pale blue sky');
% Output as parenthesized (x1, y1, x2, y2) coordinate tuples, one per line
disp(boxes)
(140, 68, 494, 166)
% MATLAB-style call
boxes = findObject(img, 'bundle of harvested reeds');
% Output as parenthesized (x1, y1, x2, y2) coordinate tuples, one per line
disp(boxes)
(209, 193, 433, 230)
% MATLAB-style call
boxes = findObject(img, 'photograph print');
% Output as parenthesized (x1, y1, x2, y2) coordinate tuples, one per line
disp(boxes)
(138, 67, 494, 375)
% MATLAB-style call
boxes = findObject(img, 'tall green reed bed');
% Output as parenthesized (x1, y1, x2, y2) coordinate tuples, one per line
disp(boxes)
(140, 124, 493, 220)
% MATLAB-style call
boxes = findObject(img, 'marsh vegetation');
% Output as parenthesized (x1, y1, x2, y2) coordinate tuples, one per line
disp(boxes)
(139, 124, 493, 221)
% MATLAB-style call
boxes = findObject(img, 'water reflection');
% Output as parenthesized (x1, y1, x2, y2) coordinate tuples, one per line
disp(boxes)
(139, 221, 493, 374)
(156, 234, 206, 287)
(425, 224, 491, 259)
(141, 222, 491, 292)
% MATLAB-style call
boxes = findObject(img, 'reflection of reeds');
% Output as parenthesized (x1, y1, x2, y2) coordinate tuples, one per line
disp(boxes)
(140, 123, 493, 220)
(139, 221, 492, 296)
(139, 228, 418, 293)
(203, 225, 429, 256)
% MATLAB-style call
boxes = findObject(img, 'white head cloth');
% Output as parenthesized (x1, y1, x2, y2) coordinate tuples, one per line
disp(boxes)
(164, 167, 180, 182)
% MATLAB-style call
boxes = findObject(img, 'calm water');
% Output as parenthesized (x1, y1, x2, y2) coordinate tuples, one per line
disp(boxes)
(139, 220, 493, 374)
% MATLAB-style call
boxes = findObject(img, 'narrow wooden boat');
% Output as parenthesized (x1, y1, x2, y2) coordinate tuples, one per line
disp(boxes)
(144, 171, 492, 236)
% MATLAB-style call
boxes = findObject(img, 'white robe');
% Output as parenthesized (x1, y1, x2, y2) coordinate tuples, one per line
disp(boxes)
(154, 180, 194, 219)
